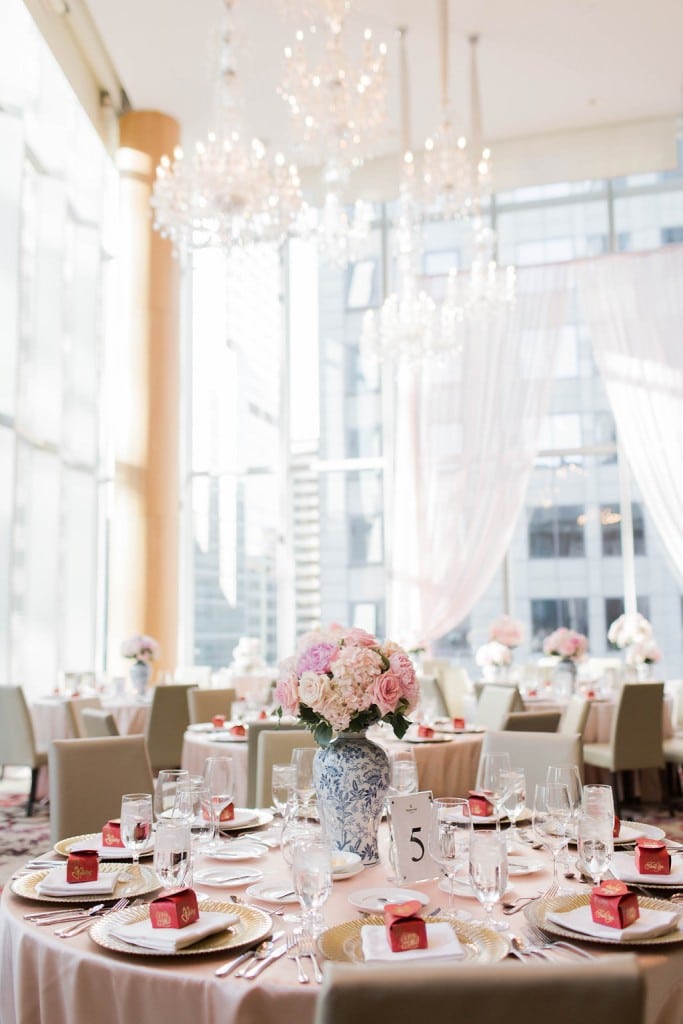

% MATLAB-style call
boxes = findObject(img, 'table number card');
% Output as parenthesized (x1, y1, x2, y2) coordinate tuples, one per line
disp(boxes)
(387, 791, 438, 884)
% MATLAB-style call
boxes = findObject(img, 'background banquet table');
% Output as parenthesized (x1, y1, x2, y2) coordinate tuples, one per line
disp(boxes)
(1, 824, 683, 1024)
(31, 695, 151, 744)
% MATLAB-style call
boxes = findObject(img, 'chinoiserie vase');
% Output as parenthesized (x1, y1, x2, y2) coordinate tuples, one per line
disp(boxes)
(312, 731, 390, 865)
(552, 657, 577, 699)
(636, 662, 653, 682)
(129, 660, 151, 697)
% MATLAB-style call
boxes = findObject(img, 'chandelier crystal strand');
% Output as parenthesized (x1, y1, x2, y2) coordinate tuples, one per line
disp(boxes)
(151, 0, 303, 253)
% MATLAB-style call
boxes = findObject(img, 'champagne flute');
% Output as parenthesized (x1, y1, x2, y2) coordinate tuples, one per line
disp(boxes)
(272, 763, 297, 816)
(428, 797, 472, 923)
(477, 752, 512, 830)
(291, 838, 332, 938)
(281, 810, 321, 927)
(469, 830, 509, 932)
(500, 768, 526, 842)
(120, 792, 153, 893)
(174, 776, 215, 850)
(203, 756, 234, 848)
(577, 813, 613, 886)
(546, 764, 582, 887)
(533, 783, 572, 892)
(154, 770, 190, 823)
(291, 747, 316, 819)
(154, 820, 192, 888)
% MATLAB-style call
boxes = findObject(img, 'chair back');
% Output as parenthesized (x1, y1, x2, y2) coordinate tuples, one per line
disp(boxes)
(145, 684, 196, 773)
(475, 685, 523, 730)
(314, 957, 643, 1024)
(439, 667, 470, 718)
(418, 675, 448, 718)
(187, 687, 237, 725)
(559, 694, 591, 738)
(504, 711, 561, 732)
(478, 730, 583, 799)
(81, 709, 120, 737)
(245, 720, 311, 806)
(611, 682, 665, 771)
(64, 696, 103, 738)
(0, 685, 40, 767)
(255, 729, 317, 807)
(48, 735, 154, 844)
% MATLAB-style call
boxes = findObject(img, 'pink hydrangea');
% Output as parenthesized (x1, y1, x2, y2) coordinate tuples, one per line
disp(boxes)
(488, 615, 524, 648)
(543, 628, 588, 661)
(331, 646, 383, 713)
(297, 642, 339, 675)
(388, 651, 419, 710)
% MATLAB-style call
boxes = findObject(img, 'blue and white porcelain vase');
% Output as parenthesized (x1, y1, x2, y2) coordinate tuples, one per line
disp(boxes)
(129, 660, 151, 697)
(312, 731, 390, 865)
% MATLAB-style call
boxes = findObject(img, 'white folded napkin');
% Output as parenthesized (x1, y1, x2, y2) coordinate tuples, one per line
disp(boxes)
(111, 910, 239, 952)
(36, 865, 121, 897)
(69, 836, 154, 861)
(612, 851, 683, 885)
(546, 904, 680, 942)
(361, 922, 464, 962)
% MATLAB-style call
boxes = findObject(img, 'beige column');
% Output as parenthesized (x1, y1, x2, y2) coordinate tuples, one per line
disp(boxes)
(108, 111, 181, 680)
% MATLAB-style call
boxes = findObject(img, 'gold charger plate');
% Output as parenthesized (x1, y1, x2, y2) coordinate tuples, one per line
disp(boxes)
(317, 915, 508, 964)
(525, 893, 683, 947)
(89, 899, 272, 957)
(10, 864, 160, 904)
(53, 833, 153, 860)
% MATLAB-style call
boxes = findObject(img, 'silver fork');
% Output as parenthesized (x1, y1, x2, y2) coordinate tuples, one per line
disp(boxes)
(297, 935, 323, 983)
(55, 897, 129, 937)
(286, 933, 309, 984)
(524, 922, 596, 960)
(540, 880, 560, 902)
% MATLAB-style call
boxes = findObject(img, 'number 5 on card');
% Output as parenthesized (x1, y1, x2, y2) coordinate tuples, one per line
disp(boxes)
(386, 792, 438, 884)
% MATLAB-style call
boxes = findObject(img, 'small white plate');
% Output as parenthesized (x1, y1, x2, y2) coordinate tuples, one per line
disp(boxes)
(186, 723, 215, 733)
(205, 839, 268, 861)
(507, 855, 544, 877)
(330, 851, 364, 880)
(405, 734, 453, 744)
(212, 732, 248, 744)
(193, 867, 264, 888)
(245, 879, 299, 904)
(615, 821, 666, 844)
(347, 887, 430, 913)
(219, 809, 274, 832)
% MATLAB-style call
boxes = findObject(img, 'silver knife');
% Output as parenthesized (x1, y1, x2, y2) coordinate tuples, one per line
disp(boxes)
(243, 942, 288, 979)
(215, 930, 284, 978)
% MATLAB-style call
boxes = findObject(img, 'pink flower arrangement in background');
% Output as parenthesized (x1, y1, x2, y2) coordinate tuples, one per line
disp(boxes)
(542, 627, 588, 662)
(120, 633, 160, 664)
(475, 641, 513, 669)
(488, 615, 524, 649)
(607, 612, 653, 649)
(625, 640, 661, 666)
(275, 625, 418, 745)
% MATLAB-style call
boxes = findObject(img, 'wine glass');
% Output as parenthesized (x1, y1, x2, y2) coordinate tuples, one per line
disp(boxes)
(469, 830, 509, 932)
(203, 756, 234, 848)
(173, 776, 215, 850)
(281, 810, 321, 926)
(533, 783, 572, 892)
(154, 820, 192, 888)
(546, 764, 582, 886)
(154, 769, 190, 823)
(577, 813, 613, 886)
(272, 763, 297, 816)
(388, 748, 419, 796)
(291, 747, 317, 819)
(120, 792, 153, 893)
(291, 838, 332, 938)
(582, 784, 615, 824)
(428, 797, 472, 923)
(477, 752, 512, 830)
(499, 768, 526, 842)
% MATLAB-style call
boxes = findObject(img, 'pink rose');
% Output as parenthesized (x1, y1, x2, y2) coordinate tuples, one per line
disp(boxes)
(371, 670, 402, 715)
(297, 642, 339, 676)
(342, 627, 378, 648)
(274, 672, 300, 716)
(298, 670, 330, 711)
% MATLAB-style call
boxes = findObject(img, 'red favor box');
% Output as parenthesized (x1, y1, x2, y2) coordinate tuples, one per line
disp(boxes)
(635, 839, 671, 875)
(417, 724, 434, 738)
(150, 888, 199, 929)
(211, 714, 226, 729)
(257, 710, 268, 720)
(102, 819, 124, 848)
(613, 816, 621, 839)
(218, 802, 235, 822)
(230, 724, 246, 738)
(383, 901, 428, 953)
(468, 790, 494, 817)
(590, 880, 639, 929)
(66, 849, 99, 884)
(452, 717, 465, 729)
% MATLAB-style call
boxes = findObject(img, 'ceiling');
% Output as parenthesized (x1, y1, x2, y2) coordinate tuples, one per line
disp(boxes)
(83, 0, 683, 183)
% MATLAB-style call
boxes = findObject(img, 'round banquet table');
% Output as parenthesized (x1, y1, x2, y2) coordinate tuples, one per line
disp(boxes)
(31, 695, 151, 744)
(181, 726, 484, 807)
(1, 825, 683, 1024)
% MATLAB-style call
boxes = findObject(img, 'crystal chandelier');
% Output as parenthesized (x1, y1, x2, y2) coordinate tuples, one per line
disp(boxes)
(151, 0, 303, 253)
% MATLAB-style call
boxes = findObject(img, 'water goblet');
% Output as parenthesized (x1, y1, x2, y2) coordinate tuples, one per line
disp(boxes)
(533, 783, 572, 892)
(203, 756, 234, 848)
(388, 747, 419, 796)
(281, 810, 321, 926)
(582, 784, 615, 824)
(428, 797, 472, 923)
(154, 769, 190, 823)
(174, 776, 215, 851)
(291, 747, 317, 819)
(546, 764, 582, 886)
(272, 763, 297, 817)
(291, 838, 332, 938)
(469, 830, 509, 932)
(499, 768, 526, 842)
(577, 813, 613, 886)
(120, 792, 153, 893)
(477, 752, 512, 830)
(154, 820, 192, 888)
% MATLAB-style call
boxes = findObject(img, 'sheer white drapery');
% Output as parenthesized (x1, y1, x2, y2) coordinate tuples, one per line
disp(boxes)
(385, 266, 568, 649)
(578, 246, 683, 586)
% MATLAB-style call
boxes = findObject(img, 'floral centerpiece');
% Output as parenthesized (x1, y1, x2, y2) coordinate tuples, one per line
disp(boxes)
(625, 640, 661, 667)
(488, 615, 524, 649)
(476, 640, 513, 670)
(275, 625, 418, 747)
(121, 633, 159, 696)
(276, 625, 419, 864)
(607, 613, 653, 649)
(542, 627, 588, 661)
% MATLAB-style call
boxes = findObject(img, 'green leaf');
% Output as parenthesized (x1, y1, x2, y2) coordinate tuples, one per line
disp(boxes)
(314, 721, 333, 747)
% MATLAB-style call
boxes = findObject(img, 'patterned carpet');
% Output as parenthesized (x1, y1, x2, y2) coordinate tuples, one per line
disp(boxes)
(0, 791, 51, 891)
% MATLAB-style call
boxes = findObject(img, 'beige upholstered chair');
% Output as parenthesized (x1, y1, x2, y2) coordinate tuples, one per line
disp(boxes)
(255, 728, 317, 808)
(0, 685, 47, 815)
(48, 735, 154, 844)
(187, 687, 237, 725)
(583, 682, 667, 813)
(475, 685, 523, 731)
(504, 710, 561, 732)
(478, 730, 583, 799)
(418, 674, 449, 718)
(145, 684, 196, 774)
(64, 696, 103, 738)
(314, 957, 644, 1024)
(245, 720, 312, 806)
(559, 694, 591, 738)
(439, 666, 469, 717)
(81, 708, 120, 737)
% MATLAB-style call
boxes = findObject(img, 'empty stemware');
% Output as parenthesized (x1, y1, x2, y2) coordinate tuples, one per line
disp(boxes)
(477, 751, 512, 830)
(154, 820, 192, 888)
(428, 797, 472, 923)
(120, 792, 153, 892)
(469, 830, 509, 932)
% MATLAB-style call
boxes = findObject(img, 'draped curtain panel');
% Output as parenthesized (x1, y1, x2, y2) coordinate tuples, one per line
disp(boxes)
(578, 246, 683, 587)
(386, 265, 568, 649)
